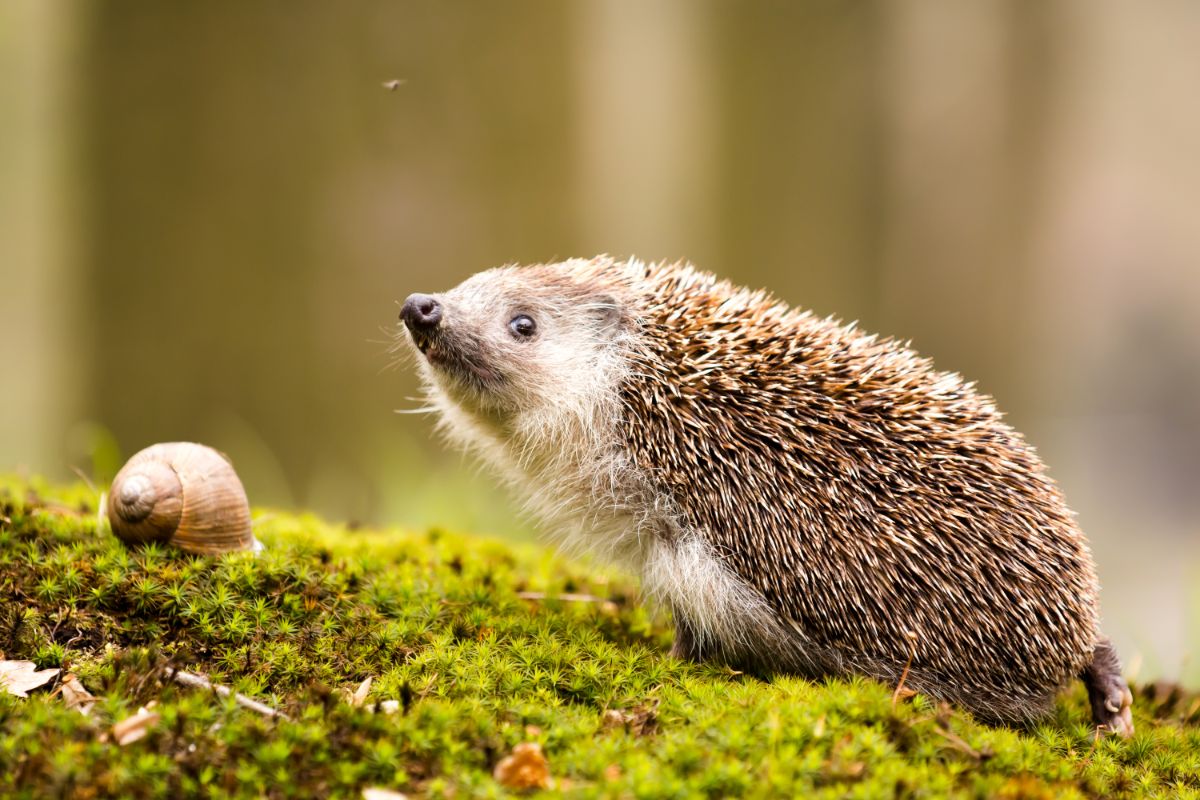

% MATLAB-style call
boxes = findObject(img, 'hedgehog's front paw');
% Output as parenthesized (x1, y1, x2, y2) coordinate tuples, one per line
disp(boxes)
(1089, 675, 1134, 739)
(668, 636, 694, 661)
(669, 617, 705, 663)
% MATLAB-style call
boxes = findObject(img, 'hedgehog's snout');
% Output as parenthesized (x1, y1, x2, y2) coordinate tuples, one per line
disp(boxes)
(401, 293, 443, 349)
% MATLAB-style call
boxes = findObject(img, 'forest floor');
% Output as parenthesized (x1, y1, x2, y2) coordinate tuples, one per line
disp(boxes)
(1, 477, 1198, 799)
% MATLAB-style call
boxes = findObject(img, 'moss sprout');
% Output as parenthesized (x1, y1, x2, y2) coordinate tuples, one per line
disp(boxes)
(0, 477, 1197, 799)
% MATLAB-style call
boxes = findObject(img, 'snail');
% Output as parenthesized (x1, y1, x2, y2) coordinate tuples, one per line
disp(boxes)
(105, 442, 261, 555)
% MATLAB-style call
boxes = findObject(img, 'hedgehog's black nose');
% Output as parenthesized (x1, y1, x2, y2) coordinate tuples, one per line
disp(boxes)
(401, 294, 443, 333)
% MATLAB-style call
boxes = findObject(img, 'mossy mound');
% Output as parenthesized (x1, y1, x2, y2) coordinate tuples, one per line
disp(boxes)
(1, 478, 1198, 799)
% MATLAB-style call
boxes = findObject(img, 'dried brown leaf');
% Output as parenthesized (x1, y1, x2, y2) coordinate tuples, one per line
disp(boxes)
(0, 660, 60, 698)
(493, 742, 552, 790)
(600, 701, 659, 736)
(112, 705, 161, 746)
(59, 673, 96, 715)
(600, 709, 627, 730)
(362, 789, 408, 800)
(345, 676, 373, 707)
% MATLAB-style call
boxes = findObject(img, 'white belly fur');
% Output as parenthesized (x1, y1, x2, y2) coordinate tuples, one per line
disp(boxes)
(641, 532, 779, 660)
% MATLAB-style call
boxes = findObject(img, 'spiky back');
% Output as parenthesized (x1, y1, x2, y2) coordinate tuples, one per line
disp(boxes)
(614, 261, 1100, 718)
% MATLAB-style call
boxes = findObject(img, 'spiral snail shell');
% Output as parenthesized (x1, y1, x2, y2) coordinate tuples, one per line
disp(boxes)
(106, 442, 260, 555)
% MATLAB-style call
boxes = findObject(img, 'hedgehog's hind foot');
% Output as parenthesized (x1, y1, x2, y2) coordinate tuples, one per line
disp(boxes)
(1082, 638, 1134, 738)
(669, 615, 707, 662)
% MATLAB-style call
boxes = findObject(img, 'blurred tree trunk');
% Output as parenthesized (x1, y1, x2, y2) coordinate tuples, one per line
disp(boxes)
(0, 0, 88, 475)
(876, 0, 1047, 415)
(573, 0, 718, 264)
(79, 3, 575, 524)
(712, 1, 882, 325)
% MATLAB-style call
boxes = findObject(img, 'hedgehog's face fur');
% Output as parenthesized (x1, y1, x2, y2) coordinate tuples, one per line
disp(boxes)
(402, 261, 632, 467)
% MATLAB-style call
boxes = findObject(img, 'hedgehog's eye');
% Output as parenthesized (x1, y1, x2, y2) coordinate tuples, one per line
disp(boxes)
(509, 314, 537, 339)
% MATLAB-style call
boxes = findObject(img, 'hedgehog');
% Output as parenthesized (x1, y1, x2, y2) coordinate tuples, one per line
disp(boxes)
(398, 255, 1134, 736)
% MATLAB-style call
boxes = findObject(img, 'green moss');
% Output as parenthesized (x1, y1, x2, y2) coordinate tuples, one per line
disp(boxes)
(1, 478, 1198, 799)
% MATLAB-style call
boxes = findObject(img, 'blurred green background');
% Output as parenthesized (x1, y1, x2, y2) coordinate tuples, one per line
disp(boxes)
(2, 1, 1198, 685)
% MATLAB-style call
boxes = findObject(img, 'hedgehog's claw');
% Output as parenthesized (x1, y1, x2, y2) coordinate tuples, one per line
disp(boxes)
(1082, 639, 1134, 739)
(1095, 684, 1135, 739)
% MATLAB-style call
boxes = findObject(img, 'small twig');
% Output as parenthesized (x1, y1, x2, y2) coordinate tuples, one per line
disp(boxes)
(165, 668, 290, 721)
(34, 501, 89, 518)
(932, 726, 985, 761)
(69, 465, 98, 495)
(517, 591, 609, 604)
(892, 630, 919, 707)
(1082, 725, 1107, 761)
(416, 672, 440, 700)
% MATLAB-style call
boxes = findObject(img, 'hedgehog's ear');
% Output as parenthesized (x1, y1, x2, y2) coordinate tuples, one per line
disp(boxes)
(590, 294, 625, 337)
